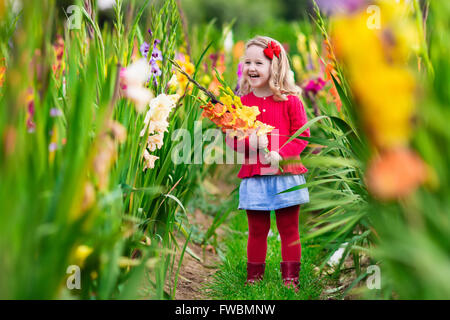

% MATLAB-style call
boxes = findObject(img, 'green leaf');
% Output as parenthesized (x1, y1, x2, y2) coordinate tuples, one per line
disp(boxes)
(281, 116, 328, 149)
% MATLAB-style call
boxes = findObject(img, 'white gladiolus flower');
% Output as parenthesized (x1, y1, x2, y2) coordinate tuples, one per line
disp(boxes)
(122, 58, 151, 86)
(121, 58, 153, 113)
(223, 29, 234, 54)
(147, 133, 164, 152)
(143, 149, 159, 170)
(98, 0, 116, 11)
(167, 74, 179, 91)
(140, 93, 180, 170)
(125, 86, 153, 113)
(140, 93, 179, 136)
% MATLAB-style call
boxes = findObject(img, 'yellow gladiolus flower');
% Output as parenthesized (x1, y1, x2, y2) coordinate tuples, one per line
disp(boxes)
(236, 106, 260, 127)
(254, 120, 275, 136)
(296, 32, 307, 54)
(233, 95, 243, 108)
(331, 5, 417, 150)
(222, 94, 234, 107)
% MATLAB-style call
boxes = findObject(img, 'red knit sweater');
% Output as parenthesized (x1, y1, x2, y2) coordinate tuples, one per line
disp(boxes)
(226, 92, 310, 179)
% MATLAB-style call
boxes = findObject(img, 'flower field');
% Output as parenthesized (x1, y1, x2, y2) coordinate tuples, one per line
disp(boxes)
(0, 0, 449, 300)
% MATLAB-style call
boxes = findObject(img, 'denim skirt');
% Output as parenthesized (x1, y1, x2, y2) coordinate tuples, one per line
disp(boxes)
(238, 174, 309, 211)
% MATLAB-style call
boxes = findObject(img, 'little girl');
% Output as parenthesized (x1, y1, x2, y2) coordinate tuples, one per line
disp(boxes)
(226, 36, 310, 290)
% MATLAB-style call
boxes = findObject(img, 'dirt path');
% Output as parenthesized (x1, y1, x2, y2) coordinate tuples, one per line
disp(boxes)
(170, 168, 237, 299)
(169, 209, 222, 300)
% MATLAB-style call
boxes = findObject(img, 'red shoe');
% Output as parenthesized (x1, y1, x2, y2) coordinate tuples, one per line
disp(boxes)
(281, 261, 301, 291)
(246, 262, 265, 285)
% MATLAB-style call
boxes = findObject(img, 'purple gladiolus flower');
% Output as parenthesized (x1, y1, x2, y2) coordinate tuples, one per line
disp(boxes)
(150, 60, 162, 77)
(140, 36, 163, 87)
(50, 108, 63, 117)
(151, 47, 163, 61)
(140, 42, 150, 59)
(318, 0, 365, 14)
(49, 142, 58, 152)
(316, 0, 365, 15)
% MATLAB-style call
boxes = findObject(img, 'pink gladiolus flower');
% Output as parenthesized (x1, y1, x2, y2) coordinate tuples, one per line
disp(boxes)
(304, 77, 327, 95)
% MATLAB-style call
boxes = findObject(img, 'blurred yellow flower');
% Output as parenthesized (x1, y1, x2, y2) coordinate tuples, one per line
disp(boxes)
(73, 245, 93, 268)
(332, 4, 417, 149)
(175, 54, 195, 95)
(332, 1, 427, 200)
(296, 32, 307, 54)
(292, 55, 302, 75)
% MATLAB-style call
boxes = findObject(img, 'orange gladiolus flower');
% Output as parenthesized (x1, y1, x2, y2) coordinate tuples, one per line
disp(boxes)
(212, 103, 226, 117)
(365, 148, 427, 201)
(220, 112, 235, 127)
(233, 118, 248, 130)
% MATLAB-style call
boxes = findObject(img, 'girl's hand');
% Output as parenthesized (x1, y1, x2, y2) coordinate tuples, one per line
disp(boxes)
(249, 132, 269, 150)
(264, 151, 282, 165)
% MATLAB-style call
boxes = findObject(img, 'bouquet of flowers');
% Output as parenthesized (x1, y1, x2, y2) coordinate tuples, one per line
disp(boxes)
(169, 58, 284, 171)
(200, 85, 274, 140)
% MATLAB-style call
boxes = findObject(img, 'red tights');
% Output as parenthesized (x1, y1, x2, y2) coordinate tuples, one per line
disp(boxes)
(246, 205, 301, 263)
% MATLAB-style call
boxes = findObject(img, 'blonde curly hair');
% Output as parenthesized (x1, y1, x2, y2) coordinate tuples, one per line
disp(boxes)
(237, 35, 301, 101)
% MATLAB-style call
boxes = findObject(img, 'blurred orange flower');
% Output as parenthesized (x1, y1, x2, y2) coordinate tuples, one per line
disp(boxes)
(0, 60, 5, 88)
(365, 148, 427, 201)
(233, 41, 245, 61)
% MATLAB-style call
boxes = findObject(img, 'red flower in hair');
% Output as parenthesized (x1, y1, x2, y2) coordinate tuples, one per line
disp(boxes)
(263, 41, 281, 60)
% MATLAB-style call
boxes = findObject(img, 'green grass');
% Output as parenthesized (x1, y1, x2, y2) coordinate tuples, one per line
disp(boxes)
(204, 205, 326, 300)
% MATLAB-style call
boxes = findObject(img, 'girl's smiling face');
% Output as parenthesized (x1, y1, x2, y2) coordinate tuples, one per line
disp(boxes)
(243, 45, 271, 91)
